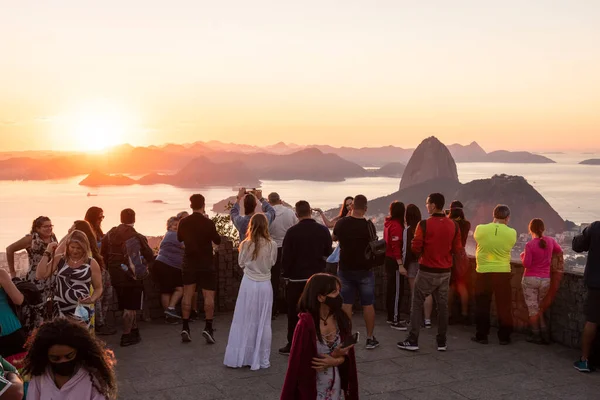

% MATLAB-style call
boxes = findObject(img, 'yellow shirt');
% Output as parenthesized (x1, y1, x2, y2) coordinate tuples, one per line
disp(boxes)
(474, 222, 517, 273)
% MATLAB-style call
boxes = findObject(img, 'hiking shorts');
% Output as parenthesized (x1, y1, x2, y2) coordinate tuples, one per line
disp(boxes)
(338, 269, 375, 306)
(182, 258, 217, 291)
(109, 265, 144, 311)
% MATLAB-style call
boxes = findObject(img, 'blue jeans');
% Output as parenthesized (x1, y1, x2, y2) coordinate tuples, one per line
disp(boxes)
(338, 269, 375, 306)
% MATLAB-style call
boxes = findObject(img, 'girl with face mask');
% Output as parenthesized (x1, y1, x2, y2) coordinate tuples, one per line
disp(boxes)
(281, 273, 359, 400)
(23, 318, 117, 400)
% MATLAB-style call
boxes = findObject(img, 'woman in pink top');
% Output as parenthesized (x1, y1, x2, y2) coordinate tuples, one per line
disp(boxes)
(520, 218, 562, 345)
(24, 318, 117, 400)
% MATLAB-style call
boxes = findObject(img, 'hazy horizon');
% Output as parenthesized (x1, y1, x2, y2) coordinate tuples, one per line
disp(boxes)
(1, 1, 599, 152)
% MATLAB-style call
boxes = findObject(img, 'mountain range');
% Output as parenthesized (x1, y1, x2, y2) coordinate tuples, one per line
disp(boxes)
(0, 139, 554, 183)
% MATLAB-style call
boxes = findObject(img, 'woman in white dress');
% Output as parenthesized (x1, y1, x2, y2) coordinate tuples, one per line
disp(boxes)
(224, 213, 277, 370)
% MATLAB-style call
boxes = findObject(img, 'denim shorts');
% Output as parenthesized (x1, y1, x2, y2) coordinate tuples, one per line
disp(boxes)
(338, 269, 375, 306)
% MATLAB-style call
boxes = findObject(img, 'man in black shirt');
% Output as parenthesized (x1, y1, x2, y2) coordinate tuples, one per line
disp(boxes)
(333, 194, 379, 349)
(277, 200, 332, 355)
(177, 194, 222, 344)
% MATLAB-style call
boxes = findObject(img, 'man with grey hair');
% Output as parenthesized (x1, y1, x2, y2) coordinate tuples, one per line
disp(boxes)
(472, 204, 517, 345)
(267, 192, 298, 319)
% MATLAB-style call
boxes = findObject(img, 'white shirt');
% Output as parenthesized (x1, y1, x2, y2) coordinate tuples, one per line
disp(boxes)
(269, 204, 298, 247)
(238, 238, 278, 282)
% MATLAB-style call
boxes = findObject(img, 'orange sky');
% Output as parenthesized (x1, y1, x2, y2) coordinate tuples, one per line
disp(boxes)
(1, 1, 599, 152)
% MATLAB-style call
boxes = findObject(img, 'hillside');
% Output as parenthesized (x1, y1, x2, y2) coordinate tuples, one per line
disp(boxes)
(580, 159, 600, 165)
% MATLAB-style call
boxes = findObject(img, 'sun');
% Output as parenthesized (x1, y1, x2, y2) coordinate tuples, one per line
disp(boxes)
(66, 100, 132, 152)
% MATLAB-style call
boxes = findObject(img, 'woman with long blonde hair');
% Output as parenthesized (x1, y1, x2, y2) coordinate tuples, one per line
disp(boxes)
(36, 230, 103, 331)
(224, 213, 277, 370)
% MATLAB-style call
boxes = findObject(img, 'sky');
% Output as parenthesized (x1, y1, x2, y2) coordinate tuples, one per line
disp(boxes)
(0, 0, 599, 152)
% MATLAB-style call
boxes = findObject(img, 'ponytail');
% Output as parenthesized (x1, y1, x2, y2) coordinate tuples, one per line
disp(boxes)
(539, 238, 547, 249)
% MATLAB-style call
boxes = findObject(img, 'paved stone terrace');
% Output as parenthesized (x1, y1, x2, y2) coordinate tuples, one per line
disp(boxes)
(107, 313, 600, 400)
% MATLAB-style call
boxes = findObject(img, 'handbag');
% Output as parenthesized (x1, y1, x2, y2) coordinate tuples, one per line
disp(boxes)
(327, 246, 341, 264)
(364, 220, 386, 267)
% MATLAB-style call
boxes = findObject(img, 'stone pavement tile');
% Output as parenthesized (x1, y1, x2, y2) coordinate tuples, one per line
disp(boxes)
(485, 373, 547, 392)
(116, 362, 152, 380)
(443, 377, 514, 399)
(390, 354, 453, 372)
(357, 372, 422, 394)
(116, 379, 138, 399)
(495, 389, 564, 400)
(121, 391, 170, 400)
(179, 364, 277, 385)
(213, 376, 280, 400)
(364, 391, 410, 399)
(542, 383, 600, 400)
(130, 373, 187, 393)
(399, 369, 456, 386)
(401, 384, 469, 400)
(357, 359, 403, 377)
(160, 383, 225, 400)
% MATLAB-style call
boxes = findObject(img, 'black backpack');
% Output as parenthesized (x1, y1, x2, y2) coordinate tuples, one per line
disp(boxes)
(7, 278, 44, 332)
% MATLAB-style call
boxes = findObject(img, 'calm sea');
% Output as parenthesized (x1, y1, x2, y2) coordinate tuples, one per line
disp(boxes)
(0, 154, 598, 249)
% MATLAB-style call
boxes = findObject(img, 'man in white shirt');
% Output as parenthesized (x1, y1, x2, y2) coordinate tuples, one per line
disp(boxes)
(268, 192, 298, 319)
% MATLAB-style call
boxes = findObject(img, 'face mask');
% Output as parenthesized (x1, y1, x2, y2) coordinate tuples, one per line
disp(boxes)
(50, 359, 78, 376)
(324, 295, 343, 312)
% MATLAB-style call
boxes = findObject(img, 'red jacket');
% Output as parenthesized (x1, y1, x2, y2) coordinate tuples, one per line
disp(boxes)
(411, 213, 463, 272)
(280, 313, 359, 400)
(384, 217, 404, 260)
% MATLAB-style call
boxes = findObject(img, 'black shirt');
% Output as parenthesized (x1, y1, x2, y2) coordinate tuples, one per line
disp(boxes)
(573, 221, 600, 289)
(333, 216, 374, 272)
(281, 219, 332, 280)
(177, 212, 221, 268)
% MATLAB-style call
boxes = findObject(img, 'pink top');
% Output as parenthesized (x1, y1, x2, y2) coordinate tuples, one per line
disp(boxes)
(520, 236, 562, 278)
(26, 367, 106, 400)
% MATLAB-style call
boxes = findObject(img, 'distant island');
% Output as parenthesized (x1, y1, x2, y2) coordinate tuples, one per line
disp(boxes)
(580, 159, 600, 165)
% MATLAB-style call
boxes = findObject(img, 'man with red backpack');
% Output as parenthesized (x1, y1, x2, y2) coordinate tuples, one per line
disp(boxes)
(397, 193, 466, 353)
(102, 209, 155, 347)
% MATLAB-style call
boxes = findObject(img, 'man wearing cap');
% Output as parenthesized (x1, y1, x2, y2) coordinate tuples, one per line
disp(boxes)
(267, 192, 298, 319)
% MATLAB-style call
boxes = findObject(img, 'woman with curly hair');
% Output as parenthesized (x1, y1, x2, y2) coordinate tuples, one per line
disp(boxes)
(24, 318, 117, 399)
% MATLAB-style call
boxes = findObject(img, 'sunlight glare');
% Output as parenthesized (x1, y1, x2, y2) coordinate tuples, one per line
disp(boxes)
(68, 101, 131, 152)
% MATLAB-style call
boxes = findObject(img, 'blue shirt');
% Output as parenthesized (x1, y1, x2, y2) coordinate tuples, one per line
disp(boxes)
(156, 231, 185, 269)
(230, 199, 276, 241)
(0, 288, 22, 337)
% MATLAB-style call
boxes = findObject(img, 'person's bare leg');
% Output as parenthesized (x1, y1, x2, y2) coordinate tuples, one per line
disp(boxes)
(182, 284, 196, 320)
(161, 294, 170, 311)
(202, 289, 215, 321)
(169, 287, 184, 309)
(123, 310, 134, 334)
(581, 322, 597, 360)
(363, 305, 376, 337)
(192, 291, 199, 314)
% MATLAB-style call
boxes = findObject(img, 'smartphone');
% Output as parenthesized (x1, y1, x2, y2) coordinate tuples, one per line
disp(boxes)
(341, 332, 359, 348)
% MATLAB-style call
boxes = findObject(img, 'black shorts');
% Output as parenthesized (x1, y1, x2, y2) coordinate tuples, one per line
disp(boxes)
(113, 284, 144, 311)
(152, 260, 183, 294)
(182, 262, 217, 291)
(585, 287, 600, 324)
(0, 329, 26, 358)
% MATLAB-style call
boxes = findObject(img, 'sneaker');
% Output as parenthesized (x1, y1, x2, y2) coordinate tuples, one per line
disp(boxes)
(95, 324, 117, 336)
(574, 359, 591, 373)
(202, 329, 216, 344)
(165, 307, 181, 319)
(437, 338, 447, 351)
(386, 319, 394, 324)
(526, 333, 544, 345)
(366, 337, 380, 350)
(471, 336, 488, 345)
(120, 333, 141, 347)
(181, 330, 191, 343)
(424, 319, 432, 329)
(397, 339, 419, 351)
(278, 343, 291, 355)
(165, 316, 179, 325)
(499, 339, 511, 346)
(390, 321, 408, 331)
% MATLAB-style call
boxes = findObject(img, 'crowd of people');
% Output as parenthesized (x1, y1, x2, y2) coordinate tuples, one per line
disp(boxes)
(0, 188, 599, 399)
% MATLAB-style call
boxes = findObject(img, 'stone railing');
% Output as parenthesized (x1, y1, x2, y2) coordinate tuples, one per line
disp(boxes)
(128, 239, 587, 349)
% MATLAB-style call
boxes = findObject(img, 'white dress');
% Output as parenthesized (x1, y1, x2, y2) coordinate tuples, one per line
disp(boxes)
(224, 238, 278, 370)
